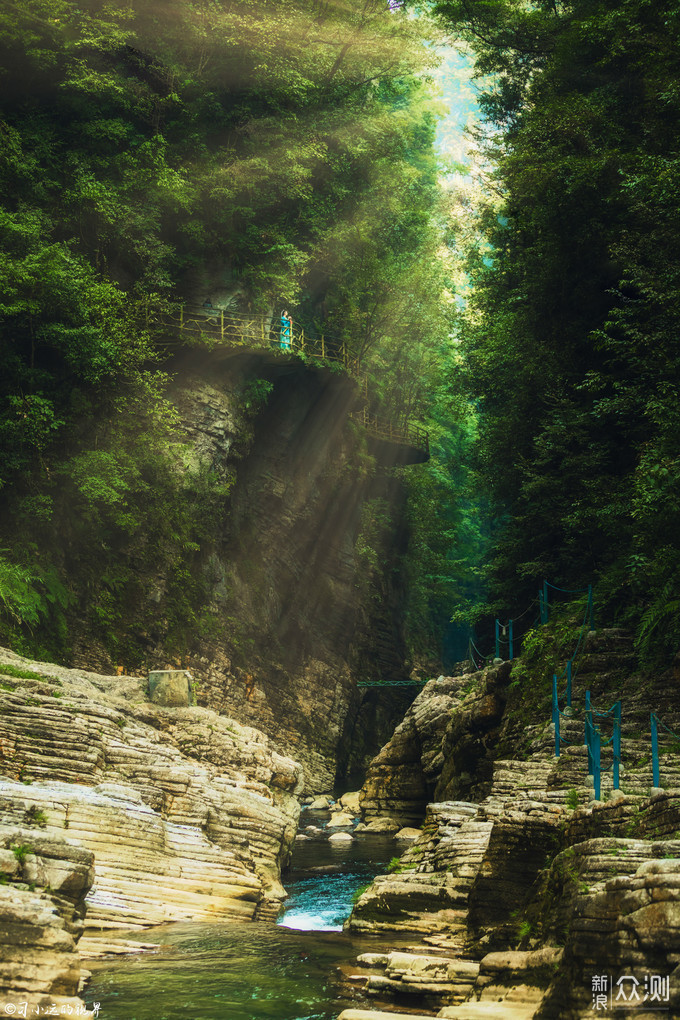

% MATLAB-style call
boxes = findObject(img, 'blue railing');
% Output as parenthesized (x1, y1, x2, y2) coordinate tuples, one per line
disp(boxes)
(548, 589, 594, 754)
(650, 712, 680, 789)
(540, 580, 594, 630)
(584, 692, 621, 800)
(468, 594, 541, 669)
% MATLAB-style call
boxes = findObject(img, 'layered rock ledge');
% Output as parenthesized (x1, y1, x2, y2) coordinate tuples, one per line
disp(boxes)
(0, 829, 95, 1015)
(0, 646, 303, 929)
(345, 640, 680, 1019)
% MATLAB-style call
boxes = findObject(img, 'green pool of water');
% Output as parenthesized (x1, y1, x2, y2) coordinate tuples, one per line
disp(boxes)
(84, 827, 398, 1020)
(84, 920, 371, 1020)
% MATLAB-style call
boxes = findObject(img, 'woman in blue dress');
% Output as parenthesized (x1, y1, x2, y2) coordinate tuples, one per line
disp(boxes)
(280, 310, 292, 350)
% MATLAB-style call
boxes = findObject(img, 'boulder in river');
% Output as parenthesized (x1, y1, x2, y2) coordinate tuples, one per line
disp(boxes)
(363, 817, 401, 834)
(327, 813, 355, 829)
(395, 827, 422, 841)
(329, 831, 354, 843)
(339, 791, 361, 814)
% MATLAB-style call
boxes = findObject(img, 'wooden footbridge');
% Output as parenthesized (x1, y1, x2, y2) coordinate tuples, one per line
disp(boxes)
(150, 304, 429, 462)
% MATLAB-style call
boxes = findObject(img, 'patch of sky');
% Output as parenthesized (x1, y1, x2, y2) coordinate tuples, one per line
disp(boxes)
(432, 45, 482, 172)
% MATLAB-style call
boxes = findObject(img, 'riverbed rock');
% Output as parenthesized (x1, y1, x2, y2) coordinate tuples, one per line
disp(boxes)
(0, 647, 304, 928)
(327, 813, 355, 829)
(346, 633, 680, 1018)
(363, 816, 401, 833)
(329, 831, 354, 843)
(309, 796, 331, 810)
(349, 803, 492, 941)
(396, 827, 422, 841)
(340, 791, 361, 813)
(0, 826, 94, 1016)
(358, 951, 480, 1004)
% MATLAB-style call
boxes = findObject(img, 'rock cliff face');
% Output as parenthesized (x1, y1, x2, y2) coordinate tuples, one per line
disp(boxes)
(359, 665, 510, 825)
(344, 634, 680, 1019)
(70, 352, 420, 791)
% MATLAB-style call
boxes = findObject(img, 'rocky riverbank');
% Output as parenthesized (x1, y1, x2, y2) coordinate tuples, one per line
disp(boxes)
(0, 645, 303, 1009)
(340, 633, 680, 1019)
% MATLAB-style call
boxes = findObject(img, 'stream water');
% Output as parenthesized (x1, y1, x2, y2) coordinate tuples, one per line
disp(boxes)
(83, 811, 396, 1020)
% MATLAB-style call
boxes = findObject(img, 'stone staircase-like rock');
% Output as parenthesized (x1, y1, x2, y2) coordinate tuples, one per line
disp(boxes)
(340, 631, 680, 1019)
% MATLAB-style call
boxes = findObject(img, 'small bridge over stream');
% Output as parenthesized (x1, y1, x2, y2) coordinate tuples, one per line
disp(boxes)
(150, 304, 429, 464)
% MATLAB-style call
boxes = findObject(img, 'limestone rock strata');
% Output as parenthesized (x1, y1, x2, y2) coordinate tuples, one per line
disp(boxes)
(349, 802, 492, 943)
(359, 665, 511, 826)
(0, 647, 303, 926)
(537, 857, 680, 1018)
(0, 828, 94, 1015)
(358, 951, 480, 1005)
(346, 645, 680, 1017)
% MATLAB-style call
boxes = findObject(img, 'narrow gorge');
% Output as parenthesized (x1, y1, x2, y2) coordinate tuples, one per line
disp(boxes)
(2, 0, 680, 1017)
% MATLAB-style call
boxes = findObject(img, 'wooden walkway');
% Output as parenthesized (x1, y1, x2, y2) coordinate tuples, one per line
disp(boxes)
(150, 305, 429, 461)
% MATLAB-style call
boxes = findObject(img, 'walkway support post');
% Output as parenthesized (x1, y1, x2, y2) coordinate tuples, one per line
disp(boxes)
(652, 713, 660, 788)
(592, 725, 601, 800)
(552, 675, 560, 758)
(495, 619, 500, 660)
(613, 701, 621, 791)
(543, 580, 549, 623)
(509, 620, 514, 661)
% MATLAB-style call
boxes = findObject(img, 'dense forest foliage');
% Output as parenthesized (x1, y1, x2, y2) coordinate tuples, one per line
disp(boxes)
(0, 0, 473, 664)
(420, 0, 680, 666)
(4, 0, 674, 673)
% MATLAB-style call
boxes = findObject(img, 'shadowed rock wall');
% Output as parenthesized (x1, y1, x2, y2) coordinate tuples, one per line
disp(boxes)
(70, 350, 419, 792)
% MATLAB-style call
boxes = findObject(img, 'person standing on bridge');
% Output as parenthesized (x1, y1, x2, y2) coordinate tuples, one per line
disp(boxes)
(280, 310, 292, 350)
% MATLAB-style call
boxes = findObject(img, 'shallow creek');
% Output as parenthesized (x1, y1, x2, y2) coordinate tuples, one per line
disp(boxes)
(84, 810, 398, 1020)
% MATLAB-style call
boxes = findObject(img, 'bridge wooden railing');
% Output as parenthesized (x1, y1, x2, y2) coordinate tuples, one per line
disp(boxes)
(147, 304, 429, 460)
(151, 304, 361, 374)
(349, 408, 429, 457)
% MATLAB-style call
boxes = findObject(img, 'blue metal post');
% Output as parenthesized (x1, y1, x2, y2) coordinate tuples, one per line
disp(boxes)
(592, 725, 601, 800)
(588, 584, 594, 630)
(509, 620, 514, 661)
(613, 701, 621, 790)
(553, 675, 560, 757)
(543, 581, 549, 623)
(566, 659, 572, 708)
(495, 619, 500, 660)
(651, 713, 660, 788)
(585, 690, 593, 771)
